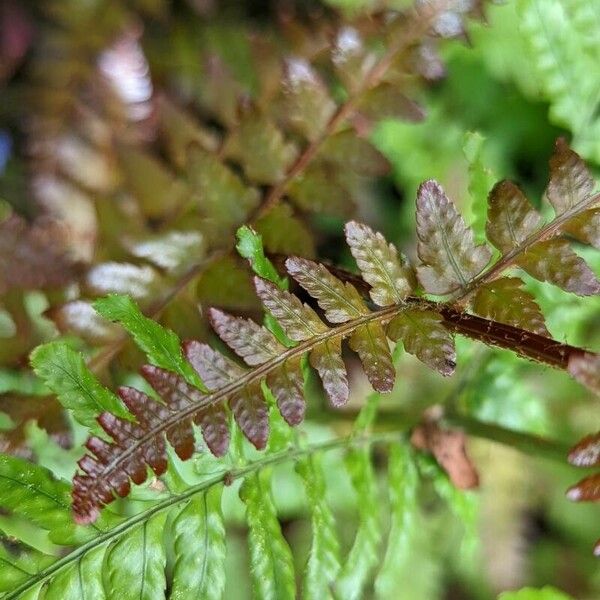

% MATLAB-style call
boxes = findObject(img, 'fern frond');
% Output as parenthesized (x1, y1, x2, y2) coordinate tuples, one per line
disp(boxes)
(0, 431, 402, 599)
(28, 140, 600, 529)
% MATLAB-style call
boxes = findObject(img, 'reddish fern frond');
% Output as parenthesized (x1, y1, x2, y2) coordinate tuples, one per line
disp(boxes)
(70, 140, 600, 523)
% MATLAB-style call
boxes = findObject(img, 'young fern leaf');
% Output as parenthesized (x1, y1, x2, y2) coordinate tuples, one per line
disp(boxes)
(416, 179, 492, 294)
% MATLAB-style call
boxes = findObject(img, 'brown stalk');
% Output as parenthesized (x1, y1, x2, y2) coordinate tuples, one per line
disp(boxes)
(295, 258, 594, 372)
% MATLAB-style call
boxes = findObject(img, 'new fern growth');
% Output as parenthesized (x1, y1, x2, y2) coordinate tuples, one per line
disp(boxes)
(28, 139, 599, 525)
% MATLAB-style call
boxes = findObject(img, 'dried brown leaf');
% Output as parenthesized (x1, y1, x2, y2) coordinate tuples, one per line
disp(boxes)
(411, 421, 479, 490)
(416, 180, 491, 294)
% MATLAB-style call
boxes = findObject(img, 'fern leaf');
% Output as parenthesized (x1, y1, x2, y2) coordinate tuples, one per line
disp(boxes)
(43, 546, 106, 600)
(208, 308, 283, 366)
(472, 277, 549, 336)
(320, 130, 389, 177)
(30, 342, 128, 429)
(286, 257, 367, 323)
(296, 455, 341, 599)
(486, 181, 541, 251)
(102, 512, 167, 600)
(0, 454, 105, 546)
(118, 147, 187, 219)
(568, 431, 600, 467)
(335, 445, 381, 600)
(240, 471, 296, 600)
(226, 109, 297, 185)
(236, 226, 288, 288)
(170, 487, 226, 600)
(374, 444, 418, 599)
(187, 145, 260, 233)
(266, 357, 306, 426)
(157, 96, 218, 168)
(517, 239, 600, 295)
(546, 138, 595, 214)
(344, 220, 415, 306)
(349, 322, 396, 392)
(309, 337, 350, 407)
(487, 181, 600, 295)
(566, 473, 600, 502)
(253, 277, 328, 341)
(357, 83, 425, 123)
(564, 208, 600, 250)
(281, 57, 336, 141)
(0, 542, 54, 594)
(498, 587, 574, 600)
(94, 294, 203, 388)
(519, 0, 600, 163)
(332, 25, 371, 93)
(568, 353, 600, 396)
(387, 309, 456, 376)
(183, 342, 268, 450)
(416, 180, 491, 294)
(288, 163, 354, 217)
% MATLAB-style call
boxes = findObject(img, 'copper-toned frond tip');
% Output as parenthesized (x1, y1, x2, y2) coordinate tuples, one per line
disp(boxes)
(207, 306, 225, 326)
(343, 220, 363, 236)
(566, 484, 582, 502)
(554, 136, 570, 151)
(417, 178, 443, 196)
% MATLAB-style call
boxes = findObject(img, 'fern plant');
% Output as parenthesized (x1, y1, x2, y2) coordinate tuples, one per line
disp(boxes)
(0, 138, 597, 598)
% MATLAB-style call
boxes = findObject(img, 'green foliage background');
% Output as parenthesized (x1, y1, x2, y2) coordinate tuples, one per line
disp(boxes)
(0, 0, 599, 598)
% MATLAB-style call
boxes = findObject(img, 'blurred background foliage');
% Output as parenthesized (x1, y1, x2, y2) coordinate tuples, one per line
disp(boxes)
(0, 0, 599, 598)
